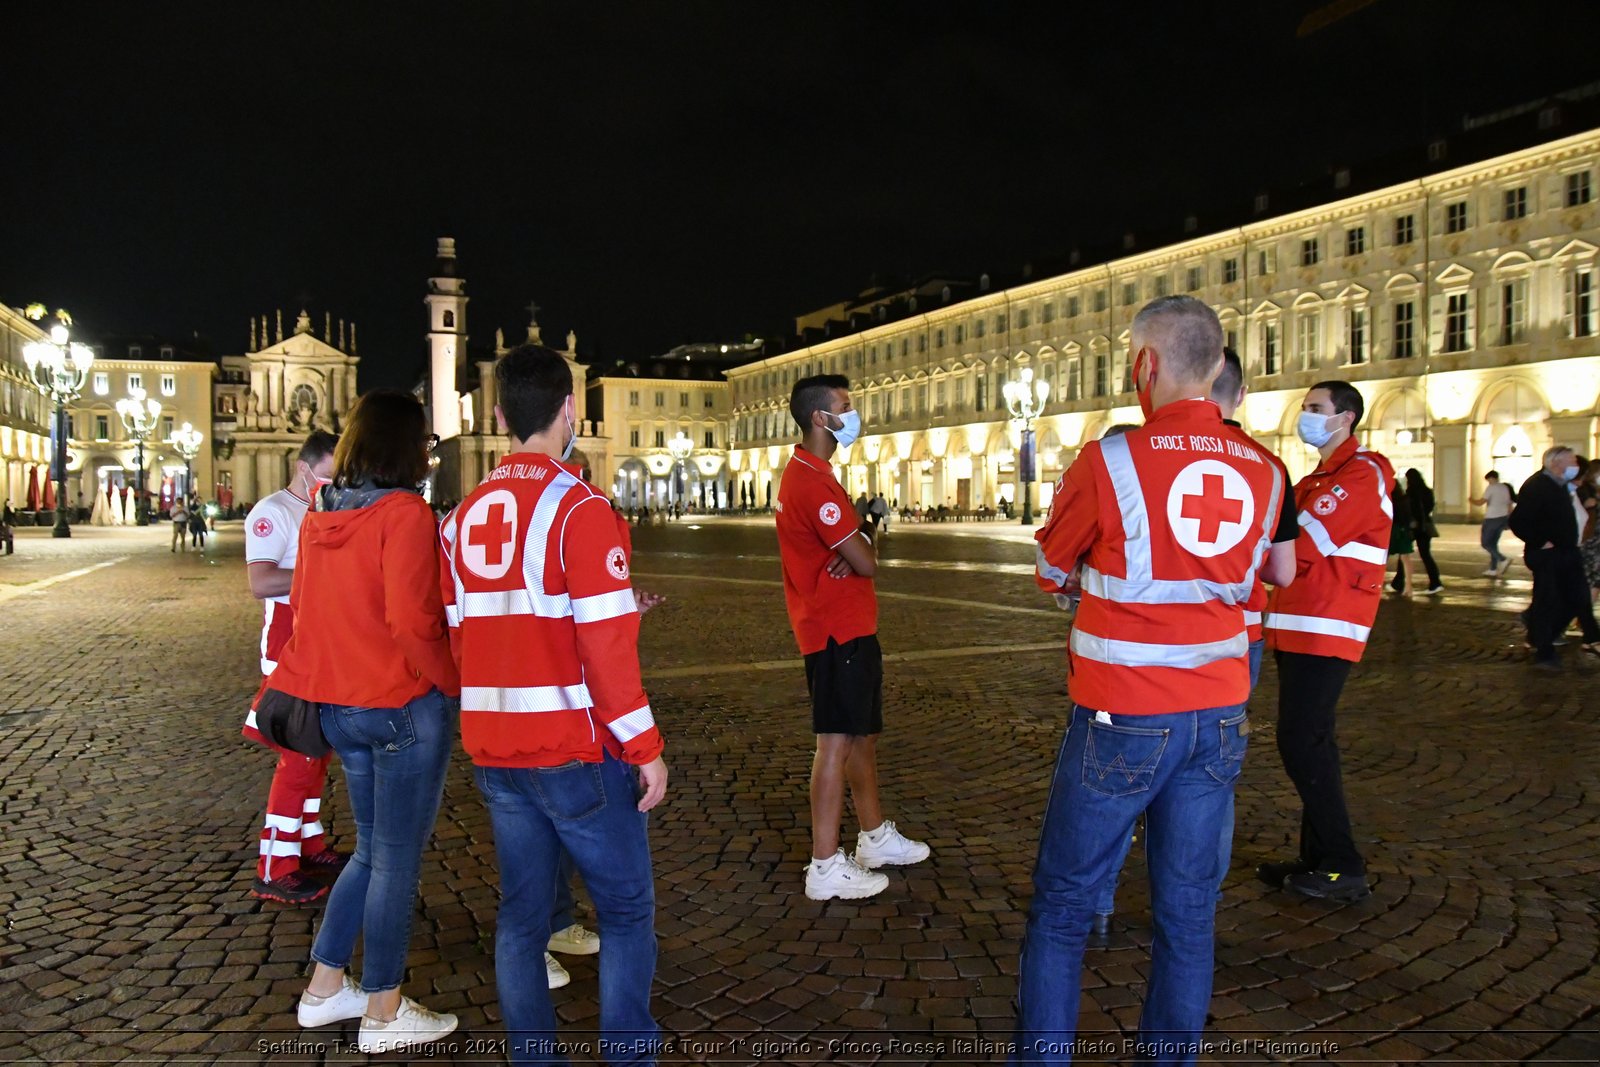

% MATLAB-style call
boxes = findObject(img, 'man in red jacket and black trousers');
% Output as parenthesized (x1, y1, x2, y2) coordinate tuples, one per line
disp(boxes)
(440, 345, 669, 1067)
(1260, 381, 1395, 902)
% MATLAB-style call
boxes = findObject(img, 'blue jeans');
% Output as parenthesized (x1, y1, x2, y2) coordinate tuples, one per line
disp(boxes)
(1482, 516, 1510, 568)
(309, 689, 455, 992)
(1093, 641, 1261, 917)
(1015, 703, 1248, 1066)
(476, 755, 658, 1067)
(552, 851, 577, 933)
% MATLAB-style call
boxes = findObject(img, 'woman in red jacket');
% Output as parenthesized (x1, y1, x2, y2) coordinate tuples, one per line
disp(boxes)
(267, 390, 463, 1054)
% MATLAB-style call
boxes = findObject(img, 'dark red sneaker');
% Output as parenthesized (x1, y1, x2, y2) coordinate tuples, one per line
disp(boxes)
(300, 847, 350, 877)
(253, 870, 330, 904)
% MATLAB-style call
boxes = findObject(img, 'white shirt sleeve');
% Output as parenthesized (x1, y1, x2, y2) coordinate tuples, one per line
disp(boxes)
(245, 499, 291, 565)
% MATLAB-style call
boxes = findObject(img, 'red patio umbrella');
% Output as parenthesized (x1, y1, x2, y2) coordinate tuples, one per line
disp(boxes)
(25, 466, 40, 511)
(42, 473, 56, 512)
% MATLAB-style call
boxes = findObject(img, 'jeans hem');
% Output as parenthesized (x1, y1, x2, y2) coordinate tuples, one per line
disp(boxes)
(308, 950, 349, 972)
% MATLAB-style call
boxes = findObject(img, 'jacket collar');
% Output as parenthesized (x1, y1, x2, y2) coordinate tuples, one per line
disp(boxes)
(1147, 397, 1223, 425)
(1313, 435, 1361, 476)
(789, 445, 833, 473)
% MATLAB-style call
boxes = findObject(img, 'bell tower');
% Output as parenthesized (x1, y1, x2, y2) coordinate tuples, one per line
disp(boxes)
(426, 236, 468, 439)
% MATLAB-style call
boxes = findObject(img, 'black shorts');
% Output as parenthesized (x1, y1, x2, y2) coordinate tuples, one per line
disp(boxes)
(804, 634, 883, 736)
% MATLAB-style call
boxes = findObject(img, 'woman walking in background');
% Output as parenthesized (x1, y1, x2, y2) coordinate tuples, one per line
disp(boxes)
(1579, 459, 1600, 601)
(1389, 479, 1416, 598)
(257, 390, 462, 1054)
(1402, 468, 1443, 595)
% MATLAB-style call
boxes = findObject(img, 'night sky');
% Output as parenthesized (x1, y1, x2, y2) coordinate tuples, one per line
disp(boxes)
(6, 1, 1600, 390)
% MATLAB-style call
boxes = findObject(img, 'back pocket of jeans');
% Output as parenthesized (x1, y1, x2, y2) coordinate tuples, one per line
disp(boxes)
(532, 760, 607, 821)
(1082, 718, 1170, 797)
(1206, 710, 1249, 785)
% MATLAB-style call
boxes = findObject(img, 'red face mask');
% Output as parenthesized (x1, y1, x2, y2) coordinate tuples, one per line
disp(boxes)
(1134, 350, 1156, 419)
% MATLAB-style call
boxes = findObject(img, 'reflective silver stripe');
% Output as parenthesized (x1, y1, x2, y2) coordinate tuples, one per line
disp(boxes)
(1299, 513, 1389, 565)
(1243, 609, 1263, 625)
(1264, 612, 1371, 642)
(263, 814, 302, 833)
(1098, 435, 1152, 580)
(522, 467, 581, 606)
(463, 683, 593, 713)
(1070, 628, 1248, 669)
(303, 799, 321, 813)
(573, 588, 637, 623)
(445, 604, 461, 627)
(607, 704, 656, 743)
(1036, 543, 1072, 587)
(1079, 565, 1251, 605)
(459, 588, 572, 619)
(259, 839, 301, 857)
(302, 821, 325, 838)
(1355, 448, 1393, 519)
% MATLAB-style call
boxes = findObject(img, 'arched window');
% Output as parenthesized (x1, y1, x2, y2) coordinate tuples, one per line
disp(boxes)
(292, 384, 318, 413)
(443, 310, 455, 329)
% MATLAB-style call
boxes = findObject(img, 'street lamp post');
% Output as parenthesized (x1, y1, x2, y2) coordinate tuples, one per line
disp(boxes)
(1002, 367, 1050, 526)
(169, 422, 204, 509)
(116, 387, 162, 526)
(21, 311, 95, 538)
(668, 431, 692, 511)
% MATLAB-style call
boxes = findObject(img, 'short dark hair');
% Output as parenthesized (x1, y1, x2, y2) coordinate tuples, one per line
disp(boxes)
(495, 344, 573, 440)
(1486, 470, 1500, 480)
(1211, 347, 1243, 404)
(790, 374, 850, 432)
(1311, 379, 1364, 428)
(332, 390, 430, 489)
(298, 431, 339, 467)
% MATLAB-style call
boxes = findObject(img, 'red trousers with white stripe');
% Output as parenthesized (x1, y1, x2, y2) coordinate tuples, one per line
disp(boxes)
(257, 746, 332, 881)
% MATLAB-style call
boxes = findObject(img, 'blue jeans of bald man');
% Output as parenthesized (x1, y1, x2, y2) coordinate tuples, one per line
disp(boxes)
(1015, 701, 1248, 1065)
(1093, 639, 1262, 917)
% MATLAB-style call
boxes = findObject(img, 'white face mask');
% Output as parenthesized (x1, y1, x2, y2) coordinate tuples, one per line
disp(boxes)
(561, 408, 577, 462)
(1296, 411, 1340, 448)
(826, 409, 862, 447)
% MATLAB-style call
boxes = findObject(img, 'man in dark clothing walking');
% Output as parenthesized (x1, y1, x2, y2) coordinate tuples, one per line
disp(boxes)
(1510, 445, 1600, 667)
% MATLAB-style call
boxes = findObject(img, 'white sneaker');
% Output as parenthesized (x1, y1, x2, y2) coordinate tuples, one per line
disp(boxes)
(357, 997, 458, 1054)
(545, 952, 570, 989)
(854, 820, 932, 869)
(805, 849, 889, 901)
(297, 976, 367, 1028)
(1481, 568, 1499, 577)
(548, 922, 600, 956)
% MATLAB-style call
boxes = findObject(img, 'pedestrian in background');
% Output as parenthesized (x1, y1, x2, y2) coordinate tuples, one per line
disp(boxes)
(188, 498, 208, 550)
(1578, 459, 1600, 600)
(1, 501, 14, 555)
(1402, 468, 1443, 595)
(1388, 479, 1416, 598)
(269, 390, 462, 1053)
(170, 497, 189, 552)
(1509, 446, 1600, 668)
(1472, 470, 1515, 577)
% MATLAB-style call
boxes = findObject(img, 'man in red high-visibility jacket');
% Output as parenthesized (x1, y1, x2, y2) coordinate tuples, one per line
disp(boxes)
(1015, 296, 1294, 1066)
(1260, 380, 1395, 903)
(440, 345, 668, 1066)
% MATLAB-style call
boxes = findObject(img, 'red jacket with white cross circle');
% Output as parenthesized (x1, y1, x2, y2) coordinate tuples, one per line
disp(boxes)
(439, 452, 663, 769)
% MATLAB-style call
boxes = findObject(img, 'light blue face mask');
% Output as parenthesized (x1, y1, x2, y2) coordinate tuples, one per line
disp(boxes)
(1564, 464, 1580, 483)
(1296, 411, 1339, 448)
(827, 409, 862, 447)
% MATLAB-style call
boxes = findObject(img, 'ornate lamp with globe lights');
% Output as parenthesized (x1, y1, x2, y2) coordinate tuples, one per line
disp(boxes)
(1002, 367, 1050, 526)
(169, 422, 204, 509)
(116, 387, 162, 526)
(668, 430, 693, 508)
(21, 307, 95, 538)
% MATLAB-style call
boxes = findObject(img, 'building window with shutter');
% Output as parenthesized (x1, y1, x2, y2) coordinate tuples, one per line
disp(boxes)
(1347, 309, 1367, 364)
(1345, 227, 1366, 256)
(1297, 311, 1320, 367)
(1301, 238, 1320, 267)
(1094, 354, 1108, 396)
(1222, 257, 1239, 284)
(1502, 279, 1528, 344)
(1393, 301, 1416, 358)
(1503, 186, 1528, 220)
(1568, 268, 1596, 337)
(704, 430, 714, 448)
(654, 430, 665, 448)
(1186, 266, 1203, 291)
(1395, 214, 1415, 245)
(1262, 322, 1279, 375)
(1446, 201, 1468, 234)
(1444, 293, 1471, 352)
(1567, 170, 1593, 207)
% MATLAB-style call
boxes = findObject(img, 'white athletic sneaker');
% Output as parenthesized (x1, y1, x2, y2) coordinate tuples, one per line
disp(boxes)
(1481, 568, 1499, 577)
(546, 952, 571, 989)
(854, 820, 932, 869)
(357, 997, 458, 1054)
(805, 849, 889, 901)
(297, 976, 367, 1028)
(548, 922, 600, 956)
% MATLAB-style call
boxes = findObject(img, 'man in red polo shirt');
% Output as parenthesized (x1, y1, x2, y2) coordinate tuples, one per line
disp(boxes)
(777, 374, 929, 901)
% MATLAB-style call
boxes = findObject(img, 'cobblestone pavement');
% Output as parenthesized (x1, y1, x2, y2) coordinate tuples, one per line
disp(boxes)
(0, 519, 1596, 1065)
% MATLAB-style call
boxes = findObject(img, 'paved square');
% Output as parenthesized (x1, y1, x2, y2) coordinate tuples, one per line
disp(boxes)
(0, 521, 1596, 1064)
